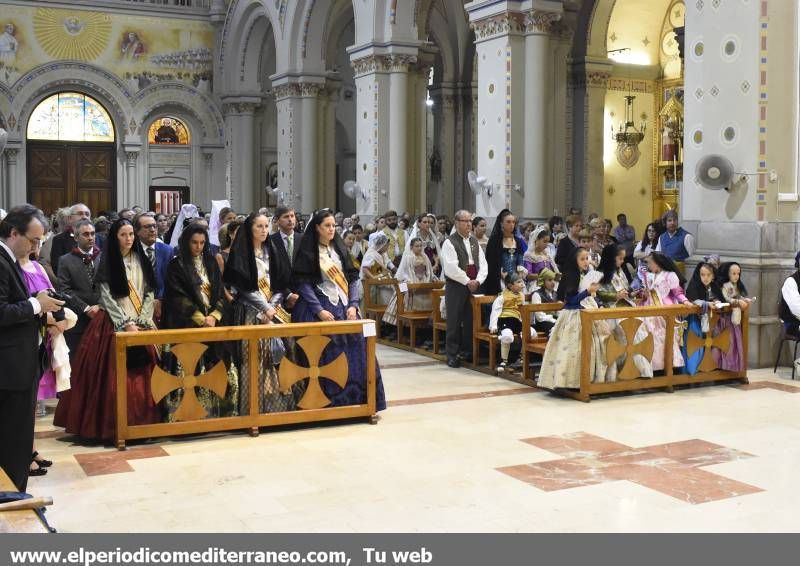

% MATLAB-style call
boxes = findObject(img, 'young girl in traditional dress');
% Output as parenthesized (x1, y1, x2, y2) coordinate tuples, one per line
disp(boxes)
(406, 213, 442, 278)
(524, 225, 559, 293)
(530, 268, 559, 336)
(537, 247, 602, 390)
(383, 237, 435, 327)
(640, 252, 693, 372)
(361, 232, 394, 309)
(683, 261, 725, 375)
(489, 272, 527, 374)
(714, 262, 751, 372)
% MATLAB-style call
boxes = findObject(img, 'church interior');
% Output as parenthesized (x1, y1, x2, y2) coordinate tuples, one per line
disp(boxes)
(1, 0, 800, 533)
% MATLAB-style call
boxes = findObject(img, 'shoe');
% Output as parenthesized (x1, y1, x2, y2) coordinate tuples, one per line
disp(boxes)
(447, 357, 461, 368)
(496, 362, 507, 374)
(29, 463, 47, 477)
(32, 451, 53, 468)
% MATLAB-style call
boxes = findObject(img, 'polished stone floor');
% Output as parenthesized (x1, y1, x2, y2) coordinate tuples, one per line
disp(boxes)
(29, 346, 800, 532)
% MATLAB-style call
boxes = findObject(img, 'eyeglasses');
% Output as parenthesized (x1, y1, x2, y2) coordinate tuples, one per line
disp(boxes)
(24, 235, 44, 248)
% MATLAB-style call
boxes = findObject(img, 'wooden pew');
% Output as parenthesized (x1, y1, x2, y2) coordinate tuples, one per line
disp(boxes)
(520, 302, 564, 382)
(362, 277, 397, 339)
(394, 281, 444, 350)
(0, 468, 49, 533)
(470, 294, 498, 368)
(431, 288, 446, 355)
(560, 304, 749, 402)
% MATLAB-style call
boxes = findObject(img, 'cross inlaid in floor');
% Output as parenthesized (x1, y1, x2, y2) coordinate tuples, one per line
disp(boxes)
(497, 432, 763, 504)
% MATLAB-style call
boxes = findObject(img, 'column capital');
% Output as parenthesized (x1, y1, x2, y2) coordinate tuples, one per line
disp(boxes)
(350, 54, 421, 77)
(272, 82, 324, 101)
(469, 12, 526, 42)
(571, 58, 614, 90)
(125, 150, 140, 165)
(220, 96, 262, 116)
(525, 9, 563, 35)
(4, 148, 18, 164)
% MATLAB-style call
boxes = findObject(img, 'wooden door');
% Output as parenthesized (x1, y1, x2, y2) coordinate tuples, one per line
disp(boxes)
(27, 143, 116, 215)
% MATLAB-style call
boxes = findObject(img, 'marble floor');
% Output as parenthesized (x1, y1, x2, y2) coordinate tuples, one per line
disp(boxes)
(28, 346, 800, 532)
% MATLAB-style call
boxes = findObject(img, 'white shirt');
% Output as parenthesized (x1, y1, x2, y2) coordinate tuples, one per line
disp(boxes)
(440, 234, 488, 286)
(0, 239, 42, 315)
(782, 276, 800, 321)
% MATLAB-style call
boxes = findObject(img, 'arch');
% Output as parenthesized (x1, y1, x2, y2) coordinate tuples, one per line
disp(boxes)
(219, 0, 279, 93)
(573, 0, 617, 60)
(9, 62, 133, 144)
(132, 83, 224, 144)
(147, 116, 191, 145)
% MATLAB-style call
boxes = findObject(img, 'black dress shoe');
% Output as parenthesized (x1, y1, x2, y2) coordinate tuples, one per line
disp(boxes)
(32, 451, 53, 468)
(29, 464, 47, 477)
(446, 357, 461, 368)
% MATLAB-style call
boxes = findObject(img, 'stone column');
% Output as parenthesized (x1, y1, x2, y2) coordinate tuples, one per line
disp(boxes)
(523, 8, 561, 220)
(411, 60, 432, 214)
(125, 150, 139, 207)
(222, 98, 260, 212)
(4, 148, 18, 208)
(388, 56, 413, 213)
(321, 81, 340, 208)
(203, 151, 214, 200)
(570, 58, 612, 214)
(467, 7, 527, 219)
(350, 54, 393, 217)
(273, 82, 323, 212)
(430, 86, 458, 215)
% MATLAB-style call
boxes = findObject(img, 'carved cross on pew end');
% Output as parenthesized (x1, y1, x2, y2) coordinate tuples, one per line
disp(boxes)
(605, 317, 654, 380)
(688, 312, 731, 373)
(151, 343, 228, 422)
(279, 335, 349, 410)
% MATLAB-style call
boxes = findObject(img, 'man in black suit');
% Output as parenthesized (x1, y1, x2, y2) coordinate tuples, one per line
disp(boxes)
(42, 203, 92, 280)
(57, 219, 102, 359)
(0, 205, 64, 491)
(270, 206, 301, 308)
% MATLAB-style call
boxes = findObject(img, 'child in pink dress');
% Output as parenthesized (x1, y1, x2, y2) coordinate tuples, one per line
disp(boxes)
(640, 252, 693, 371)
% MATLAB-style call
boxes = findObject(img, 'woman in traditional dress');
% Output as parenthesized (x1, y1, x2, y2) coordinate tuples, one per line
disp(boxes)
(472, 216, 489, 251)
(632, 223, 660, 286)
(162, 225, 238, 417)
(482, 209, 527, 295)
(383, 237, 435, 327)
(639, 252, 692, 372)
(523, 225, 559, 293)
(292, 209, 387, 411)
(223, 213, 297, 414)
(406, 213, 442, 278)
(683, 261, 725, 375)
(360, 232, 395, 309)
(57, 218, 161, 442)
(537, 247, 602, 390)
(714, 262, 751, 372)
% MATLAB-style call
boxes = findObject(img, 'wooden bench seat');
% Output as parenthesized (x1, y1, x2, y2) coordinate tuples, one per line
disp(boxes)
(431, 288, 447, 355)
(0, 468, 49, 533)
(521, 302, 564, 382)
(362, 277, 397, 339)
(395, 281, 444, 349)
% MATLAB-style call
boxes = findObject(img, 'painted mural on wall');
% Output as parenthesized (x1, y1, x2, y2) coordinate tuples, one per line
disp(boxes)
(0, 6, 214, 93)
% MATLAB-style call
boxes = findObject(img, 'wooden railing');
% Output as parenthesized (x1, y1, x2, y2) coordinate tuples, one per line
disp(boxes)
(572, 304, 749, 402)
(362, 278, 396, 339)
(393, 281, 444, 348)
(114, 321, 377, 449)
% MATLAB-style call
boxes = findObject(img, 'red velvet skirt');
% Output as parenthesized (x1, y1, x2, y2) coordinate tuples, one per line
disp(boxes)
(54, 312, 161, 441)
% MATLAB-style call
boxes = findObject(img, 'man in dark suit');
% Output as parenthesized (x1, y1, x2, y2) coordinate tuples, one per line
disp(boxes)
(56, 219, 102, 359)
(0, 205, 64, 492)
(270, 206, 301, 308)
(134, 212, 173, 321)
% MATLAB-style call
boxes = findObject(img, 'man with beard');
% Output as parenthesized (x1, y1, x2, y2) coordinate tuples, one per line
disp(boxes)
(381, 210, 405, 269)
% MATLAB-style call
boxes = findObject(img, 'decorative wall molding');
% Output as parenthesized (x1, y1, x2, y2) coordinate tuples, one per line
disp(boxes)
(607, 78, 654, 93)
(350, 54, 419, 77)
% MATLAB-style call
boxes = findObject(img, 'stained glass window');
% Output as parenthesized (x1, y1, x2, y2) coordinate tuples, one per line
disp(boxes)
(27, 92, 115, 142)
(148, 117, 190, 145)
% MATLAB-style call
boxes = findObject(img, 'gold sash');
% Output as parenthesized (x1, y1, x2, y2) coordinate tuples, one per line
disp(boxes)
(127, 279, 143, 315)
(319, 251, 350, 302)
(257, 277, 291, 323)
(200, 281, 211, 306)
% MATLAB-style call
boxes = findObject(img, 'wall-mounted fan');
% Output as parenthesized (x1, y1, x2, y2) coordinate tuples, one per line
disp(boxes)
(695, 155, 745, 191)
(343, 180, 367, 202)
(0, 127, 7, 155)
(467, 170, 493, 197)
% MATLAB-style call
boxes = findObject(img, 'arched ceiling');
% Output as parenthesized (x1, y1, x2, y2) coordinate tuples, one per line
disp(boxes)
(606, 0, 677, 66)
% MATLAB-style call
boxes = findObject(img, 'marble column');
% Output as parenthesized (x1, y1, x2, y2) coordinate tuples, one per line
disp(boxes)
(321, 81, 340, 208)
(125, 150, 139, 207)
(523, 8, 561, 220)
(273, 82, 323, 212)
(412, 61, 431, 215)
(388, 56, 413, 213)
(467, 7, 527, 219)
(430, 86, 458, 216)
(222, 98, 260, 212)
(570, 58, 612, 215)
(5, 148, 18, 208)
